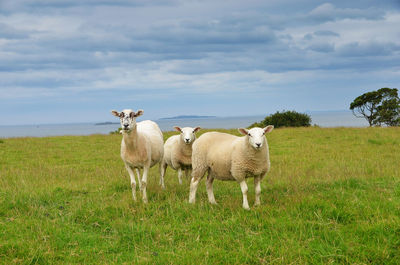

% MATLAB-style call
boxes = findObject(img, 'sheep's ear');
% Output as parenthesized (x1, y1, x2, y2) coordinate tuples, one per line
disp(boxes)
(263, 125, 274, 134)
(174, 126, 182, 133)
(193, 127, 201, 133)
(134, 109, 144, 117)
(111, 110, 120, 117)
(238, 128, 249, 135)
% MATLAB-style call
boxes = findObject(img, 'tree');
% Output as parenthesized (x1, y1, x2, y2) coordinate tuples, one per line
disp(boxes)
(376, 97, 400, 126)
(350, 88, 400, 127)
(249, 110, 311, 128)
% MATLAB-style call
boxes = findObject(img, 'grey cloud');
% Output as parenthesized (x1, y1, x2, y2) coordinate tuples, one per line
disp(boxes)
(143, 15, 279, 47)
(0, 23, 31, 39)
(0, 0, 399, 94)
(0, 0, 178, 14)
(314, 30, 340, 37)
(308, 3, 385, 22)
(1, 75, 78, 88)
(337, 41, 400, 57)
(308, 43, 335, 53)
(0, 10, 282, 73)
(303, 30, 339, 42)
(303, 33, 313, 40)
(142, 27, 277, 47)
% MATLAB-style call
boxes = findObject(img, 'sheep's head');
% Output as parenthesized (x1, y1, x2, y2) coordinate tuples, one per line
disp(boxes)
(111, 109, 144, 132)
(174, 126, 201, 144)
(238, 125, 274, 150)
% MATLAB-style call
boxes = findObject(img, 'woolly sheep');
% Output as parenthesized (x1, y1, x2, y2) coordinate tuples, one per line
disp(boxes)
(189, 126, 274, 210)
(161, 126, 201, 184)
(111, 109, 164, 203)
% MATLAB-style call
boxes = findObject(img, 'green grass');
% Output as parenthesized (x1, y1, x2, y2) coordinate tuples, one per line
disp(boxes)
(1, 127, 400, 264)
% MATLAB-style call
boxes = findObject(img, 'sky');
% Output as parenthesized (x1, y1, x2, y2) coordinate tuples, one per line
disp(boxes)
(0, 0, 399, 125)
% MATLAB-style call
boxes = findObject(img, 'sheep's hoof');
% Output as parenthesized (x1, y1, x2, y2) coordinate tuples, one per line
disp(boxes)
(243, 205, 250, 210)
(209, 201, 217, 205)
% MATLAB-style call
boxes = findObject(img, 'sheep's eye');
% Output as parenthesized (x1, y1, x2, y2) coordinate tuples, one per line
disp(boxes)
(248, 133, 252, 137)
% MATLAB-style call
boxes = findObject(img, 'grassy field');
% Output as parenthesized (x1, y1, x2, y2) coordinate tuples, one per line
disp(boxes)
(1, 127, 400, 264)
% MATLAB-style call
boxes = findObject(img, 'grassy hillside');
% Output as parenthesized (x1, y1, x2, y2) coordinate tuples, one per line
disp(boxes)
(1, 127, 400, 264)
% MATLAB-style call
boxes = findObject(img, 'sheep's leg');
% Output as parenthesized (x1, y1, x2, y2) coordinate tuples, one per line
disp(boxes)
(254, 176, 262, 206)
(189, 167, 207, 204)
(141, 166, 149, 203)
(187, 169, 192, 183)
(135, 169, 142, 191)
(177, 168, 183, 185)
(159, 161, 165, 189)
(239, 180, 250, 210)
(205, 174, 217, 205)
(189, 177, 200, 204)
(125, 164, 137, 201)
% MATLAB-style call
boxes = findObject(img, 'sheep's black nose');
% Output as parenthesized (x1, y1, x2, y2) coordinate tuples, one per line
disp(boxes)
(124, 124, 129, 129)
(256, 143, 261, 147)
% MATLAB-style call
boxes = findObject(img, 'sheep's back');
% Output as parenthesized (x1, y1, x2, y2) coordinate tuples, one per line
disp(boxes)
(194, 132, 236, 152)
(137, 120, 164, 165)
(192, 132, 238, 180)
(163, 135, 179, 168)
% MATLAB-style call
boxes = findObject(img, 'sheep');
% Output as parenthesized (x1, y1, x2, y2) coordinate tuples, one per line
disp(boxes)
(161, 126, 201, 185)
(111, 109, 164, 203)
(189, 125, 274, 210)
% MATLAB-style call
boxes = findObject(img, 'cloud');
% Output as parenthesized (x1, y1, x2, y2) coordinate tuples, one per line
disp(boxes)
(308, 42, 335, 53)
(314, 30, 340, 37)
(0, 1, 400, 125)
(0, 0, 178, 14)
(308, 3, 385, 22)
(337, 41, 400, 57)
(0, 23, 31, 39)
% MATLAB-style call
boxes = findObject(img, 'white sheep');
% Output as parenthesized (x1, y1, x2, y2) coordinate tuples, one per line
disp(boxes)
(161, 126, 201, 184)
(189, 126, 274, 210)
(111, 109, 164, 203)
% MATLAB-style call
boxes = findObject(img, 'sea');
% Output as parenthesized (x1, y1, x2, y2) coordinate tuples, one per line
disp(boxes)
(0, 111, 368, 138)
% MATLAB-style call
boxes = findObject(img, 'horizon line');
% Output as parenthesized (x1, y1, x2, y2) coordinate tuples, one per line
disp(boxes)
(0, 109, 352, 127)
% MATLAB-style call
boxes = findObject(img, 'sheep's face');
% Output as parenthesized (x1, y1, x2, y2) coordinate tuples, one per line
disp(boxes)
(174, 126, 201, 145)
(111, 109, 143, 132)
(238, 125, 274, 150)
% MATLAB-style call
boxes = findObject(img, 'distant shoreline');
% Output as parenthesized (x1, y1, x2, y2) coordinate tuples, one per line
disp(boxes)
(95, 122, 120, 126)
(0, 111, 369, 138)
(94, 115, 218, 125)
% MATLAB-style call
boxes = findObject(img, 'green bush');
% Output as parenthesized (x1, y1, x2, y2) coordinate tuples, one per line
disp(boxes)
(250, 110, 312, 128)
(110, 128, 122, 134)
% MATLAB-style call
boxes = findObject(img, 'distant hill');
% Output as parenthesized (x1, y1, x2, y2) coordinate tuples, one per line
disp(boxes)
(95, 122, 119, 125)
(159, 115, 217, 120)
